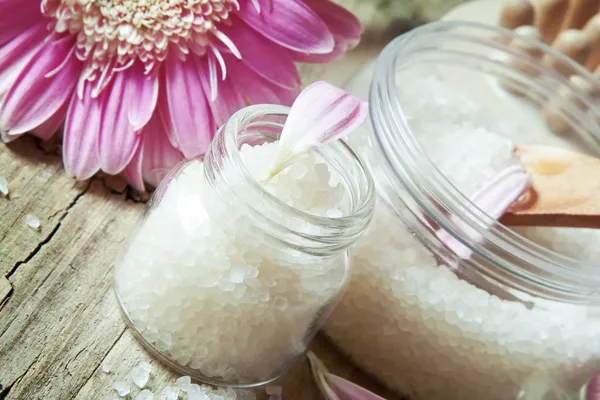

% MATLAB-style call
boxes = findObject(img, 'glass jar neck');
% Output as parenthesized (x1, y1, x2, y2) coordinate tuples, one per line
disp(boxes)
(369, 21, 600, 302)
(202, 104, 375, 257)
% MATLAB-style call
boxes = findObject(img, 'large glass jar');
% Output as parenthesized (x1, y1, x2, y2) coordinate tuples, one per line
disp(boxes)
(114, 105, 374, 387)
(325, 21, 600, 400)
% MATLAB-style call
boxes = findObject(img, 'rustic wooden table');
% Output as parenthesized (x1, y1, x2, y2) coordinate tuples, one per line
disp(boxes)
(0, 2, 411, 399)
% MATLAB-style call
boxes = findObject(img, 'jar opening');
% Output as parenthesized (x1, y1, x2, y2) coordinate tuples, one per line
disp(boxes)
(370, 21, 600, 301)
(204, 104, 375, 256)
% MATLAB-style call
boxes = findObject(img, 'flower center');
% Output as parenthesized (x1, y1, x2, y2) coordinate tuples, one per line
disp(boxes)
(42, 0, 239, 79)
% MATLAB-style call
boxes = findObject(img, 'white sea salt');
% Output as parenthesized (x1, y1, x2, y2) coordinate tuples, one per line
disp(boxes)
(25, 214, 40, 231)
(101, 363, 111, 373)
(116, 144, 348, 384)
(162, 386, 180, 400)
(112, 380, 130, 397)
(131, 361, 152, 388)
(175, 376, 191, 391)
(0, 176, 8, 197)
(327, 75, 600, 400)
(265, 386, 282, 396)
(234, 389, 256, 400)
(135, 389, 154, 400)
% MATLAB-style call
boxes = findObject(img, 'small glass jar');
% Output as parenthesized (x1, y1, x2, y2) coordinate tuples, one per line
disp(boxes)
(325, 21, 600, 400)
(114, 105, 375, 387)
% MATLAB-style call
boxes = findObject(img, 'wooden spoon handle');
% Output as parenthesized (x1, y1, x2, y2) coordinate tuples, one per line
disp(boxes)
(500, 144, 600, 228)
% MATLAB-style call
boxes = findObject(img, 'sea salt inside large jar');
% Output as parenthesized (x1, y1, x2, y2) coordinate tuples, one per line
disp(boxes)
(325, 21, 600, 400)
(114, 104, 374, 387)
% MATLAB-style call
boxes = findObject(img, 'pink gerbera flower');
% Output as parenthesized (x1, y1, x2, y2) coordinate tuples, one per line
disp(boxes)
(0, 0, 361, 191)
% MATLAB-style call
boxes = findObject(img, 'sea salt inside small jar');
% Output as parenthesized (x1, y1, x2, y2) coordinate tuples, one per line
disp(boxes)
(113, 103, 374, 387)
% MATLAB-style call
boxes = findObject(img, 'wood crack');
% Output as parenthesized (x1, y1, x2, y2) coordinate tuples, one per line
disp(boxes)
(0, 354, 40, 400)
(4, 180, 93, 281)
(76, 327, 127, 395)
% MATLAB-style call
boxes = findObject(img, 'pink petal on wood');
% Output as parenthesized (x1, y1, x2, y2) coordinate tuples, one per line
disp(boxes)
(217, 16, 300, 90)
(327, 374, 387, 400)
(587, 371, 600, 400)
(198, 53, 246, 127)
(63, 83, 103, 180)
(0, 35, 81, 137)
(126, 62, 158, 131)
(435, 165, 531, 263)
(291, 0, 362, 63)
(122, 144, 145, 193)
(30, 101, 68, 140)
(98, 69, 142, 174)
(164, 52, 215, 158)
(238, 0, 334, 54)
(141, 112, 184, 188)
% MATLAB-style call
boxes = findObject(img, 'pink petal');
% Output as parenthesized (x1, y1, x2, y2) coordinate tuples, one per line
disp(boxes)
(217, 16, 301, 90)
(327, 374, 387, 400)
(164, 52, 215, 158)
(98, 69, 142, 174)
(280, 81, 368, 150)
(587, 371, 600, 400)
(198, 53, 246, 127)
(0, 23, 48, 99)
(435, 166, 531, 263)
(0, 0, 44, 46)
(0, 36, 81, 137)
(122, 145, 145, 192)
(141, 112, 184, 188)
(238, 0, 334, 54)
(30, 101, 68, 140)
(291, 0, 362, 63)
(63, 83, 102, 180)
(126, 62, 158, 131)
(269, 81, 367, 177)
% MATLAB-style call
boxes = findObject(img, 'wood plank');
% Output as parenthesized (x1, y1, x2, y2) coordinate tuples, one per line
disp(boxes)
(0, 179, 142, 399)
(0, 136, 88, 278)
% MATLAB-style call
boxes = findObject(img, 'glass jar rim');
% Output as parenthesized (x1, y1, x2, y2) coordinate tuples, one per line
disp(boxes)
(370, 20, 600, 301)
(205, 104, 376, 255)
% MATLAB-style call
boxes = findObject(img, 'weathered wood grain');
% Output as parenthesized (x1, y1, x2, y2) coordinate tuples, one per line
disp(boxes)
(0, 2, 406, 399)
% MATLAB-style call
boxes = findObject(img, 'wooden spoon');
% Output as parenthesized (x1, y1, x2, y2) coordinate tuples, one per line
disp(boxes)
(500, 144, 600, 228)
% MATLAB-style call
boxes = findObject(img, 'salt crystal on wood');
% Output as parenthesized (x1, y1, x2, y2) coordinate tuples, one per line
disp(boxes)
(136, 389, 154, 400)
(112, 380, 130, 397)
(101, 363, 111, 373)
(131, 361, 152, 388)
(0, 176, 8, 197)
(26, 214, 40, 231)
(175, 376, 191, 390)
(162, 386, 180, 400)
(265, 386, 282, 396)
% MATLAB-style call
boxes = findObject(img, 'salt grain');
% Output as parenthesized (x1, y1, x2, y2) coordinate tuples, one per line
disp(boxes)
(235, 389, 256, 400)
(135, 389, 154, 400)
(101, 363, 111, 373)
(115, 144, 349, 384)
(131, 361, 152, 388)
(25, 214, 40, 231)
(162, 386, 180, 400)
(0, 176, 8, 197)
(327, 75, 600, 400)
(175, 376, 191, 391)
(112, 380, 130, 397)
(265, 386, 282, 396)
